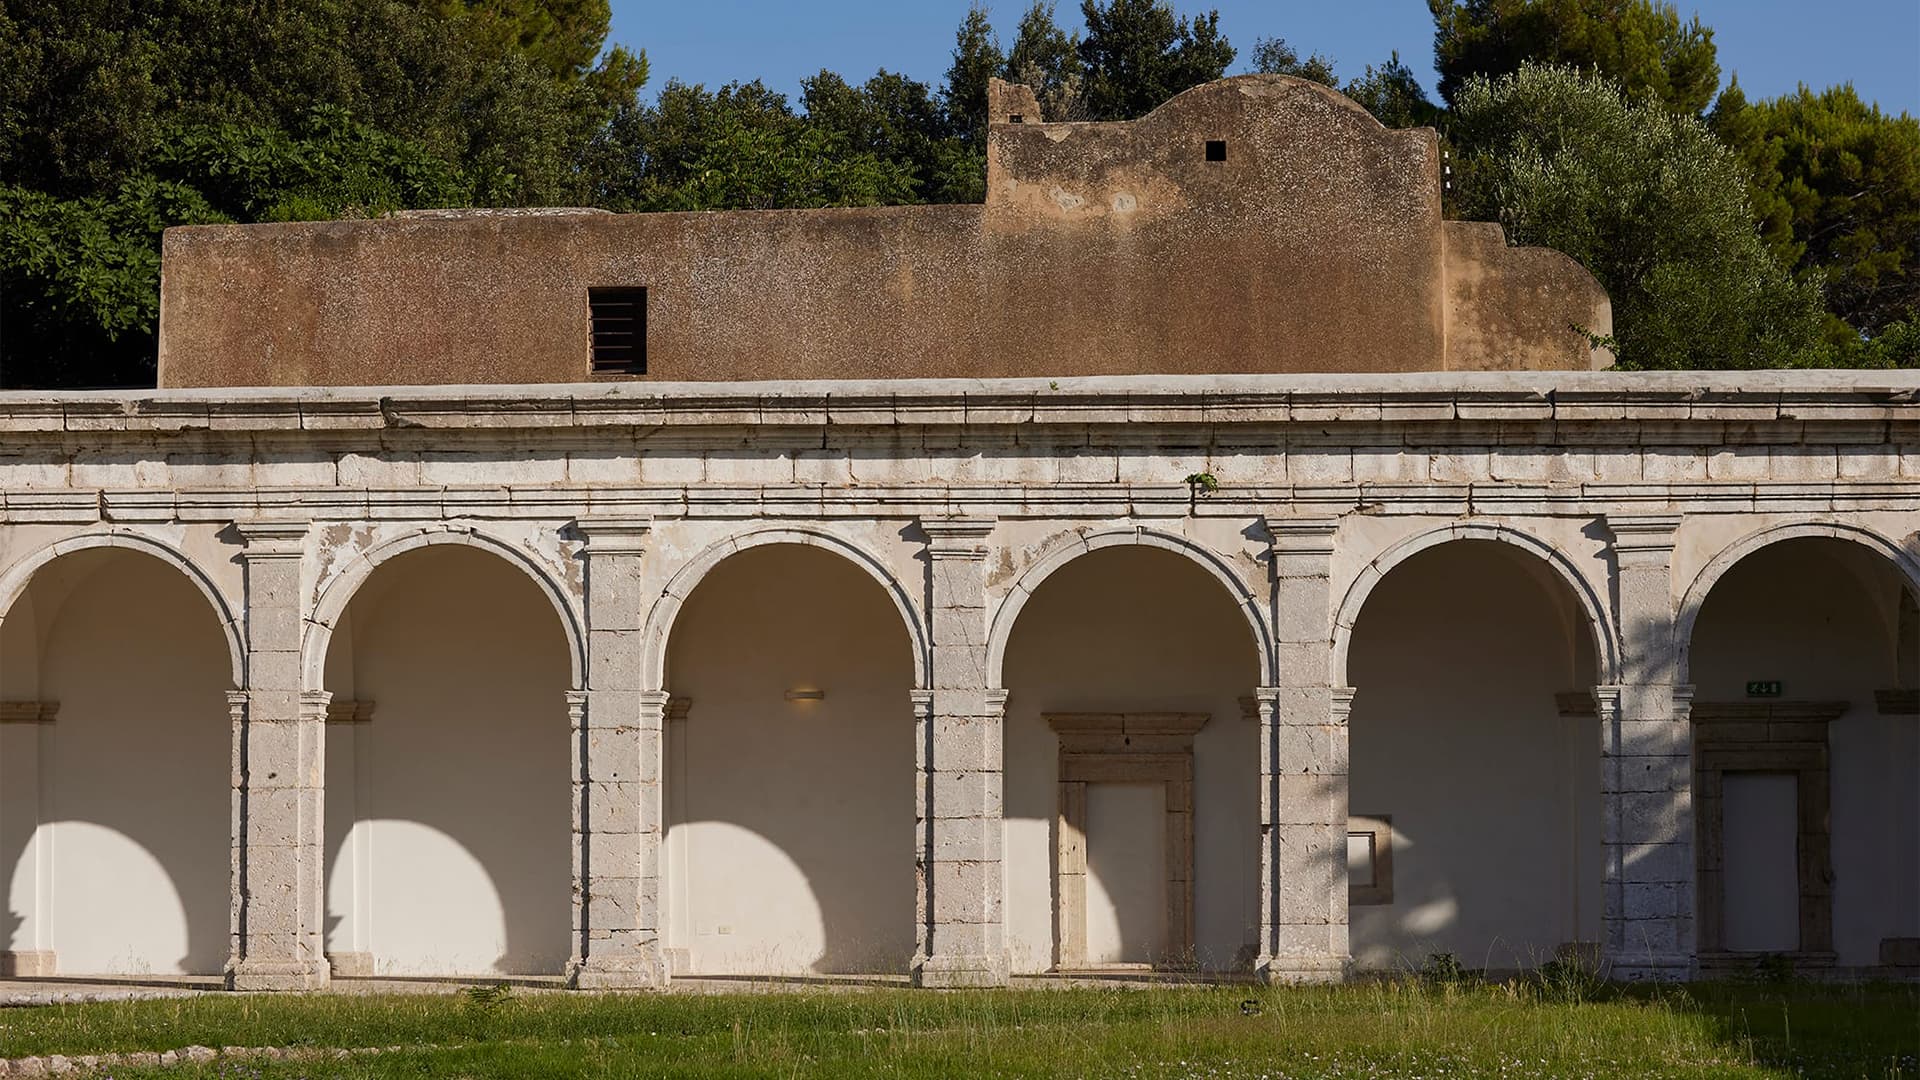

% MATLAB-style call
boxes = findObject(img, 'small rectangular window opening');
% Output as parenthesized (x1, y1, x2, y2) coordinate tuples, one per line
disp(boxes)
(1205, 139, 1227, 162)
(1009, 113, 1025, 124)
(588, 286, 647, 375)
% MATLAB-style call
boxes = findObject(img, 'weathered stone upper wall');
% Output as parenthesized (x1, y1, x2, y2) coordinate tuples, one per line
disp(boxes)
(980, 77, 1446, 377)
(156, 76, 1610, 388)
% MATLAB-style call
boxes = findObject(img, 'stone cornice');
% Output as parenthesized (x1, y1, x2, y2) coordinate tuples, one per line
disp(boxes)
(0, 478, 1916, 527)
(3, 371, 1919, 439)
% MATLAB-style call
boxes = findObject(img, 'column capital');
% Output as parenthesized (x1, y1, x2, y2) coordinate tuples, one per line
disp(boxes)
(573, 517, 653, 555)
(1604, 514, 1683, 555)
(1264, 517, 1341, 555)
(1329, 686, 1357, 725)
(323, 699, 376, 724)
(1672, 684, 1696, 723)
(0, 701, 57, 724)
(665, 695, 693, 722)
(920, 516, 996, 558)
(0, 699, 57, 722)
(299, 690, 334, 722)
(232, 517, 311, 556)
(225, 689, 250, 722)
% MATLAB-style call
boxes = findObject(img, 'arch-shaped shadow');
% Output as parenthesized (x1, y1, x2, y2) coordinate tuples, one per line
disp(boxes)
(1686, 535, 1920, 968)
(1677, 520, 1920, 685)
(642, 524, 930, 693)
(0, 546, 233, 975)
(321, 545, 572, 976)
(1334, 521, 1619, 688)
(305, 524, 586, 693)
(1345, 539, 1602, 973)
(999, 545, 1262, 973)
(663, 543, 916, 976)
(987, 526, 1273, 689)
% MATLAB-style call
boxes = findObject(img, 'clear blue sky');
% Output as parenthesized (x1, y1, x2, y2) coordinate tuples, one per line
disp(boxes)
(608, 1, 1920, 116)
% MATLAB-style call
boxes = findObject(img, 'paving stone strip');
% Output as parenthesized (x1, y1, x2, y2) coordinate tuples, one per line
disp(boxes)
(0, 1044, 412, 1075)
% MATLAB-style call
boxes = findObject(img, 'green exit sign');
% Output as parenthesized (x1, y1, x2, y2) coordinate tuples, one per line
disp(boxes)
(1746, 680, 1783, 698)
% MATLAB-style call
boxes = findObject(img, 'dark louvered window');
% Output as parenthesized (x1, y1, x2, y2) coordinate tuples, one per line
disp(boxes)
(588, 287, 647, 374)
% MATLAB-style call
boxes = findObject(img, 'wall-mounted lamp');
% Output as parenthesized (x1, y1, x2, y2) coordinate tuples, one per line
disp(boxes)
(784, 688, 826, 703)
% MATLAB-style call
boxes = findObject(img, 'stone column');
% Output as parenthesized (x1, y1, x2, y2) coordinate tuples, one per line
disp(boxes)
(1599, 514, 1695, 980)
(1258, 517, 1349, 984)
(568, 517, 664, 989)
(0, 701, 57, 976)
(227, 518, 327, 991)
(914, 516, 1008, 988)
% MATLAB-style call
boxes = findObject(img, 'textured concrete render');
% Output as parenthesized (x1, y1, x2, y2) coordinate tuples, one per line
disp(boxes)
(156, 76, 1608, 388)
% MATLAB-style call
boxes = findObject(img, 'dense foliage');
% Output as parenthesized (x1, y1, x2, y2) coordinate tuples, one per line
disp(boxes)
(1430, 0, 1720, 114)
(1450, 66, 1828, 369)
(0, 0, 1913, 385)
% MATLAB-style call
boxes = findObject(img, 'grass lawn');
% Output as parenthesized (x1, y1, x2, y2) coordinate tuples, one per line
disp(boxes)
(0, 979, 1914, 1078)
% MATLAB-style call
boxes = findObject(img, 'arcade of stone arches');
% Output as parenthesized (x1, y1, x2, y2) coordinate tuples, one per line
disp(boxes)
(0, 516, 1914, 986)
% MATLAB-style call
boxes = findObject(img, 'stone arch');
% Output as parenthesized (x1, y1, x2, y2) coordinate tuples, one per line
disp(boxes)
(303, 525, 586, 691)
(641, 525, 931, 691)
(1331, 521, 1619, 687)
(0, 528, 246, 688)
(985, 526, 1274, 688)
(1676, 518, 1920, 683)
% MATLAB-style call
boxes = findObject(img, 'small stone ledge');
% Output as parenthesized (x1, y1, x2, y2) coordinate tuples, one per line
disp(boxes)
(1, 371, 1916, 437)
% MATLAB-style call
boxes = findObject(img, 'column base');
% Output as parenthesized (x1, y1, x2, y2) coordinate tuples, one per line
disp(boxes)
(225, 958, 330, 992)
(1606, 955, 1695, 982)
(566, 953, 667, 991)
(913, 953, 1010, 988)
(1256, 954, 1350, 985)
(327, 952, 375, 978)
(0, 950, 55, 977)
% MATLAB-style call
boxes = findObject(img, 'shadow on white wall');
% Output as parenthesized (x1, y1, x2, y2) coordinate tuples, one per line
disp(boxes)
(0, 548, 230, 976)
(323, 546, 572, 977)
(665, 544, 916, 976)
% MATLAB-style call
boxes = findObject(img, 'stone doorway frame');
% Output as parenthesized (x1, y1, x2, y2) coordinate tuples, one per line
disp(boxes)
(1693, 700, 1842, 970)
(1044, 712, 1208, 971)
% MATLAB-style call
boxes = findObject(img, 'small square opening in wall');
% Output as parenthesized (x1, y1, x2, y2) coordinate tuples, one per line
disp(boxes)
(1349, 815, 1394, 905)
(1009, 113, 1025, 124)
(1205, 139, 1227, 162)
(588, 286, 647, 375)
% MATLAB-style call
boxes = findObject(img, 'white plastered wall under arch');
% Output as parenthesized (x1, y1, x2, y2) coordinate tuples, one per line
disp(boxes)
(1688, 537, 1920, 967)
(663, 543, 916, 975)
(0, 548, 230, 975)
(1001, 545, 1262, 974)
(1346, 540, 1602, 972)
(322, 545, 572, 976)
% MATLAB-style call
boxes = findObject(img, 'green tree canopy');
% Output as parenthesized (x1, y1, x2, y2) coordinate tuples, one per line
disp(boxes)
(1450, 63, 1826, 369)
(1344, 52, 1444, 130)
(943, 5, 1005, 144)
(1711, 82, 1920, 341)
(1077, 0, 1233, 120)
(1430, 0, 1720, 114)
(591, 79, 922, 212)
(1006, 2, 1088, 121)
(0, 0, 647, 386)
(1249, 36, 1336, 87)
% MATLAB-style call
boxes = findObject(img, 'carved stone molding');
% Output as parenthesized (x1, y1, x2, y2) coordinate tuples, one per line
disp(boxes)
(1046, 712, 1209, 971)
(1693, 700, 1845, 964)
(1874, 688, 1918, 717)
(324, 700, 375, 724)
(0, 701, 58, 724)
